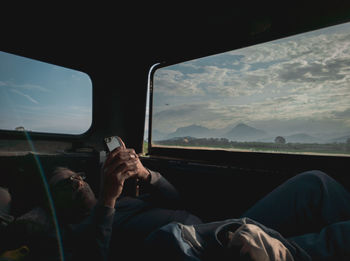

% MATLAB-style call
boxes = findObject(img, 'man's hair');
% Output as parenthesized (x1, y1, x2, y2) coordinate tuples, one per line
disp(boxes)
(49, 167, 70, 187)
(52, 166, 70, 175)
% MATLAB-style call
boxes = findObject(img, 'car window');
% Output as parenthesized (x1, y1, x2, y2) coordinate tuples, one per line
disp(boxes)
(0, 51, 92, 135)
(149, 22, 350, 157)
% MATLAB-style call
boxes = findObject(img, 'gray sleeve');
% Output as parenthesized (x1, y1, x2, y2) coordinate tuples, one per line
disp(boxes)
(141, 169, 182, 207)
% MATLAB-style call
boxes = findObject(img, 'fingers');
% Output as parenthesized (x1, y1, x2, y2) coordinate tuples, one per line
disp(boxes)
(104, 162, 138, 194)
(118, 168, 138, 181)
(103, 150, 139, 178)
(104, 159, 135, 177)
(101, 156, 138, 187)
(106, 148, 139, 165)
(106, 149, 137, 168)
(109, 147, 136, 159)
(117, 137, 126, 149)
(102, 137, 140, 183)
(104, 147, 137, 168)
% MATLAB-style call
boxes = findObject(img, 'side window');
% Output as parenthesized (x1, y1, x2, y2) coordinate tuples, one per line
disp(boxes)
(0, 51, 92, 135)
(149, 22, 350, 157)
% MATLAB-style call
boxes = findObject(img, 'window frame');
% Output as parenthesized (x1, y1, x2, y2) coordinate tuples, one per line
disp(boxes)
(146, 31, 350, 166)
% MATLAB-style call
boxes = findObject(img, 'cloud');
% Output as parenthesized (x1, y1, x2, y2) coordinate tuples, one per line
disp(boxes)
(152, 22, 350, 135)
(276, 59, 350, 84)
(154, 69, 205, 96)
(332, 108, 350, 119)
(0, 80, 49, 92)
(153, 103, 226, 132)
(10, 89, 39, 104)
(155, 64, 269, 98)
(13, 83, 49, 92)
(153, 92, 350, 135)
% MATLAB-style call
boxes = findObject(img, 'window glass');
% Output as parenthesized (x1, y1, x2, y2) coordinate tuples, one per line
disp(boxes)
(0, 51, 92, 135)
(151, 22, 350, 156)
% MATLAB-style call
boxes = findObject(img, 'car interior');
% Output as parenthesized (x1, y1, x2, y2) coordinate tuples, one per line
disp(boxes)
(1, 3, 350, 260)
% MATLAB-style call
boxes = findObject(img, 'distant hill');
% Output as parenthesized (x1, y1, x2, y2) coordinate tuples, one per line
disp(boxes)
(285, 133, 322, 143)
(156, 123, 348, 144)
(225, 123, 268, 141)
(165, 123, 269, 141)
(331, 134, 350, 143)
(167, 124, 216, 139)
(151, 129, 168, 141)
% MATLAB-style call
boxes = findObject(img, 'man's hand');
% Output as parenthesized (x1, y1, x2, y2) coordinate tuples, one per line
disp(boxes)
(99, 138, 150, 208)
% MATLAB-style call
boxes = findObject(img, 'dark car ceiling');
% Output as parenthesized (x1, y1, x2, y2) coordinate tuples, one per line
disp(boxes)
(2, 3, 350, 73)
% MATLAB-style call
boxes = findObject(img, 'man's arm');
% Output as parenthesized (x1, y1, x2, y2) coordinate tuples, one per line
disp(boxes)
(70, 139, 144, 261)
(139, 169, 182, 207)
(102, 137, 183, 206)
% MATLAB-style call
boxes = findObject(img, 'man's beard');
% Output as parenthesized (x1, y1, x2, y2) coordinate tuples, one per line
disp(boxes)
(71, 184, 97, 222)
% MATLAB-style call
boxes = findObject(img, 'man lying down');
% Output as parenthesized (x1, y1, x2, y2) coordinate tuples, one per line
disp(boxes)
(6, 138, 350, 260)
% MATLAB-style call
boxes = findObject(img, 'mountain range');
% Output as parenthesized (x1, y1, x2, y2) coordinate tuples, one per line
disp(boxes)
(151, 123, 350, 144)
(164, 123, 270, 142)
(225, 123, 267, 141)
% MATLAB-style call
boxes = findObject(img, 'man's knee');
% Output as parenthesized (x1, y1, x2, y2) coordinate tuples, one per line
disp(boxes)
(293, 170, 347, 200)
(286, 170, 336, 197)
(0, 187, 11, 214)
(295, 170, 331, 184)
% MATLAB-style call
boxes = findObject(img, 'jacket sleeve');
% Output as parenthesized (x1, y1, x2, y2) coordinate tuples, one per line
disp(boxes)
(139, 169, 182, 208)
(68, 204, 115, 261)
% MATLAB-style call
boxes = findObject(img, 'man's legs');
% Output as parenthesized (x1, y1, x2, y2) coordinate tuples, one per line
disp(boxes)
(288, 220, 350, 260)
(241, 170, 350, 237)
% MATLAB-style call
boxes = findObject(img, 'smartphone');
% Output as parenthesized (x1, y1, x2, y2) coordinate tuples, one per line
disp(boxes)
(104, 136, 122, 152)
(104, 136, 138, 197)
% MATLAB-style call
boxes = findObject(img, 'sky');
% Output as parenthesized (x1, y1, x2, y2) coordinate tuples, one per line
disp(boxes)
(0, 51, 92, 134)
(152, 22, 350, 139)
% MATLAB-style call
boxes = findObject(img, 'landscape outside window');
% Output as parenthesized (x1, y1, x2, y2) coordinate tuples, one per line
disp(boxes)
(0, 51, 92, 135)
(150, 22, 350, 156)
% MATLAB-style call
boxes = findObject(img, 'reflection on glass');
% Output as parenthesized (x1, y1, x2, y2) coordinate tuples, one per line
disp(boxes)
(152, 22, 350, 156)
(0, 51, 92, 135)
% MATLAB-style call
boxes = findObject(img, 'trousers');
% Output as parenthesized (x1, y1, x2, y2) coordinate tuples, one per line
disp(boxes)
(242, 170, 350, 260)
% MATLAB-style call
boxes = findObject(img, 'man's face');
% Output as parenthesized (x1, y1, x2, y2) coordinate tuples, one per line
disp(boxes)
(49, 168, 97, 222)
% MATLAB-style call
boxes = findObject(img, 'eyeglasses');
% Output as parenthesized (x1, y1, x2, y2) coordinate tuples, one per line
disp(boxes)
(69, 172, 86, 182)
(53, 172, 87, 190)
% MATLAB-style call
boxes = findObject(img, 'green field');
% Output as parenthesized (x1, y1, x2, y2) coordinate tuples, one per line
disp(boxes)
(153, 137, 350, 157)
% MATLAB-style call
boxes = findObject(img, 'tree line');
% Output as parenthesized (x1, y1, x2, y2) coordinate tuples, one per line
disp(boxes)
(154, 137, 350, 155)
